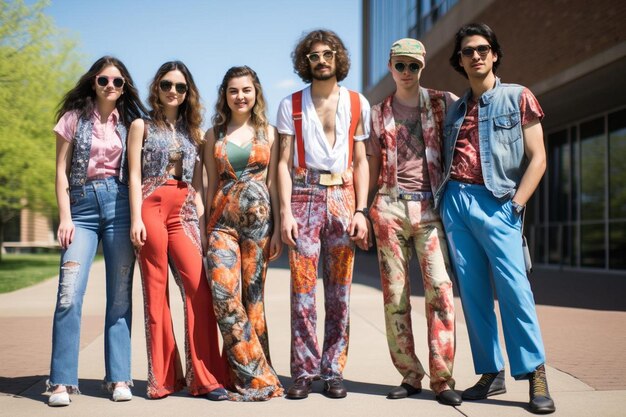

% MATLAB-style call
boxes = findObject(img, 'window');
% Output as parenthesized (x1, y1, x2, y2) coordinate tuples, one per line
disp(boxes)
(414, 0, 458, 37)
(609, 109, 626, 269)
(365, 0, 458, 89)
(579, 118, 606, 268)
(530, 107, 626, 270)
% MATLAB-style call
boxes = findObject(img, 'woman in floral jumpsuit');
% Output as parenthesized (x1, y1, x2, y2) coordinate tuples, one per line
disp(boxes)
(204, 66, 283, 401)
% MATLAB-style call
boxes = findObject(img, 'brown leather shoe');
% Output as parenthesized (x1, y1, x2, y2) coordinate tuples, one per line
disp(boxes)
(323, 378, 347, 398)
(286, 378, 312, 399)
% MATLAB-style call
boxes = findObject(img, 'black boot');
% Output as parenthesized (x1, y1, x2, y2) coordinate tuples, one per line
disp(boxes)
(529, 364, 555, 414)
(462, 370, 506, 400)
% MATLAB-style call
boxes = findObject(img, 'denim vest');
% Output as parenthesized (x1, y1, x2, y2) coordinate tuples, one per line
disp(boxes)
(371, 87, 455, 198)
(69, 116, 128, 186)
(141, 121, 198, 184)
(434, 78, 526, 207)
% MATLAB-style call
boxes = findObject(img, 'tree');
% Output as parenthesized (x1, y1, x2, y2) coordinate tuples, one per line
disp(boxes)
(0, 0, 83, 261)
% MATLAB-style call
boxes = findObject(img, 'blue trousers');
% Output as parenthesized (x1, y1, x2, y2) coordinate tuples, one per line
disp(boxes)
(49, 177, 135, 391)
(441, 181, 545, 379)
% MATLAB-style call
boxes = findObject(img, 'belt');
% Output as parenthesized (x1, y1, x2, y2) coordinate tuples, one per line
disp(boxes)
(397, 191, 432, 201)
(294, 170, 344, 186)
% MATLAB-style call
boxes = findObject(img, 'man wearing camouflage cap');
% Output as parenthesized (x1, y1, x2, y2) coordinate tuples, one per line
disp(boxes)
(366, 38, 461, 406)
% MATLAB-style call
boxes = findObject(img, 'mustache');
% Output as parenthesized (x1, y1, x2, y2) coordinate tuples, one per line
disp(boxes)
(314, 64, 331, 70)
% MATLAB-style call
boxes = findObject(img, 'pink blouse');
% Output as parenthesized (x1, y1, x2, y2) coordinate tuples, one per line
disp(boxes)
(54, 109, 123, 179)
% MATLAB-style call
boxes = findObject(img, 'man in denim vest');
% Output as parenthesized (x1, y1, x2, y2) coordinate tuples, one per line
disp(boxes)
(434, 23, 555, 414)
(367, 38, 461, 406)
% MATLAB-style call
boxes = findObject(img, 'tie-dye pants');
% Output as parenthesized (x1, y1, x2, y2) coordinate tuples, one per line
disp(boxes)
(289, 168, 355, 381)
(370, 193, 456, 394)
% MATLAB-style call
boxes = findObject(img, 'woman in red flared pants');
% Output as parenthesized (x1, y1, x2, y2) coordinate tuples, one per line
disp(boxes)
(128, 61, 227, 400)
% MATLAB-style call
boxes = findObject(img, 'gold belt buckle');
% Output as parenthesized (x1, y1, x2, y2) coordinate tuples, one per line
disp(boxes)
(319, 172, 343, 186)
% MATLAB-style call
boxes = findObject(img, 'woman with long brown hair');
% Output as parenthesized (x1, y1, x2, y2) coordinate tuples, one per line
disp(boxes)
(204, 65, 283, 401)
(127, 61, 227, 400)
(48, 56, 147, 406)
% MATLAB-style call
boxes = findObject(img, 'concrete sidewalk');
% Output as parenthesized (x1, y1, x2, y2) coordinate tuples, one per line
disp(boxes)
(0, 255, 624, 417)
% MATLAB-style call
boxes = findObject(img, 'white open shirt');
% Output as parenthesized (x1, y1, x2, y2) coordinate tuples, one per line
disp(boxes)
(276, 85, 371, 173)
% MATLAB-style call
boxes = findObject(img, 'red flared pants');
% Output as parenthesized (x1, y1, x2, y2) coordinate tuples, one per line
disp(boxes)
(138, 180, 226, 398)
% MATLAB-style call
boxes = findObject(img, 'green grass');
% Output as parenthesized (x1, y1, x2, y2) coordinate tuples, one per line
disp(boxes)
(0, 253, 62, 293)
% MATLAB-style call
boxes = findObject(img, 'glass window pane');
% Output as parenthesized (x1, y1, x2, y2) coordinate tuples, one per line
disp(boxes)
(609, 220, 626, 270)
(546, 223, 575, 266)
(580, 118, 605, 221)
(548, 225, 561, 264)
(548, 130, 570, 222)
(533, 225, 547, 264)
(571, 126, 579, 222)
(581, 224, 605, 268)
(608, 109, 626, 219)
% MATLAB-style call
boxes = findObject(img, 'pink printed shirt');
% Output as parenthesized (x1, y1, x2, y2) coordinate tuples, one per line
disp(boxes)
(54, 109, 123, 179)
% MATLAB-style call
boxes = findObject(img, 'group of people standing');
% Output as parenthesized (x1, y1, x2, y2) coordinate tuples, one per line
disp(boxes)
(46, 22, 555, 415)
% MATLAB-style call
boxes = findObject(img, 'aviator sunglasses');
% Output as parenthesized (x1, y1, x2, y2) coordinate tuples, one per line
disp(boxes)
(159, 80, 188, 94)
(459, 44, 492, 58)
(393, 62, 421, 74)
(96, 75, 125, 88)
(306, 50, 336, 63)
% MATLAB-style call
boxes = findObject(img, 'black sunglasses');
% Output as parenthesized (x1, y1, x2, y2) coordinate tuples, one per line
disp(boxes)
(459, 44, 492, 58)
(393, 62, 421, 74)
(159, 80, 188, 94)
(96, 76, 125, 88)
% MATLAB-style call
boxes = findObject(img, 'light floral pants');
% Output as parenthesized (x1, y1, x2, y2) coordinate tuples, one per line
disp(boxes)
(370, 193, 456, 393)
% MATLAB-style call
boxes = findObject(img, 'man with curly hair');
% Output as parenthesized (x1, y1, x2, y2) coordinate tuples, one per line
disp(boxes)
(276, 29, 370, 400)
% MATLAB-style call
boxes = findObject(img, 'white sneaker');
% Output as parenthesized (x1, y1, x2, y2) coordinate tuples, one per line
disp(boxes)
(48, 391, 70, 407)
(112, 386, 132, 402)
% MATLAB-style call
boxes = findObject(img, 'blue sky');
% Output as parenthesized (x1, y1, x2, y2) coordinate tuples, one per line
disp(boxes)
(44, 0, 362, 126)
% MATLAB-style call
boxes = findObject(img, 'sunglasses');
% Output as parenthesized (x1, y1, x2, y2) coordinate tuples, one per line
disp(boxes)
(306, 50, 336, 63)
(159, 80, 188, 94)
(96, 76, 125, 88)
(393, 62, 421, 74)
(459, 44, 492, 57)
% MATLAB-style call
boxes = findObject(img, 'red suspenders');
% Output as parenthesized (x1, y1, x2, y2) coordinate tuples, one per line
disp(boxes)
(291, 89, 361, 169)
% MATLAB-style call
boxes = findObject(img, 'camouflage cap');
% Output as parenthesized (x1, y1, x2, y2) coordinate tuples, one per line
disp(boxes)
(390, 38, 426, 68)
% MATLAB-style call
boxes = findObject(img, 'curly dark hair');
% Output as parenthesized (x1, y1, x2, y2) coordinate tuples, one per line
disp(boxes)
(449, 22, 503, 78)
(211, 66, 268, 138)
(147, 61, 204, 145)
(292, 29, 350, 83)
(56, 56, 148, 127)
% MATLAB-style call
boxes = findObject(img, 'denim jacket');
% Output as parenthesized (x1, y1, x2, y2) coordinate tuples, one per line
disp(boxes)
(69, 116, 128, 186)
(371, 87, 456, 198)
(434, 78, 526, 207)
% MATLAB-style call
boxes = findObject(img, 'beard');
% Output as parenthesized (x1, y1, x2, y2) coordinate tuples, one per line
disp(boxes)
(312, 65, 336, 81)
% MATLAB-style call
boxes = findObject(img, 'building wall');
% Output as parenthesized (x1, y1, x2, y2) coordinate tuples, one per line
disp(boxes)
(20, 208, 54, 243)
(366, 0, 626, 101)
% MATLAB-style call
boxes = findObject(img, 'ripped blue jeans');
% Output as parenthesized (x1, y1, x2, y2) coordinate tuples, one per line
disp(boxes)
(49, 177, 135, 391)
